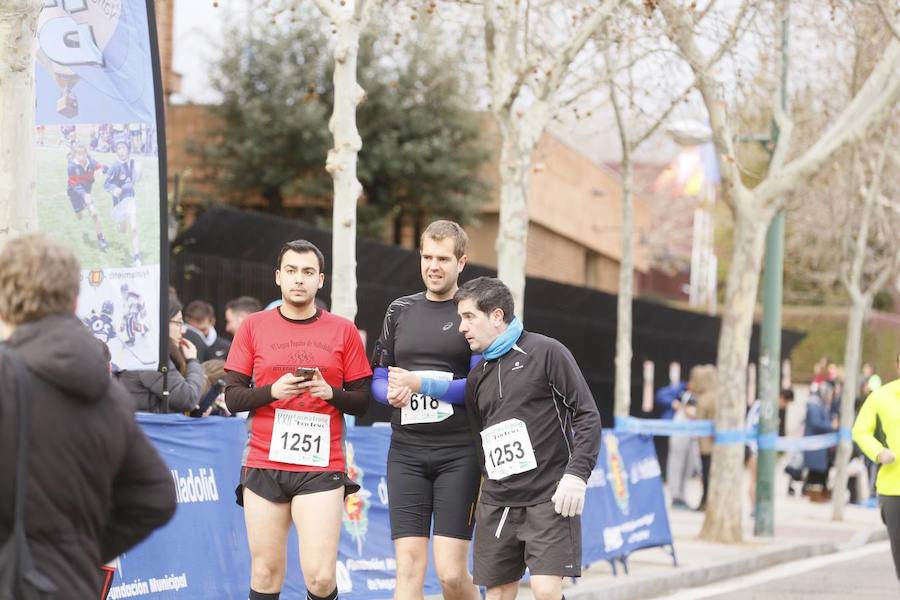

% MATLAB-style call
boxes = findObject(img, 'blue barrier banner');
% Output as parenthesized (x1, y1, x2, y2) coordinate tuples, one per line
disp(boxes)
(110, 416, 439, 599)
(108, 415, 249, 599)
(582, 432, 673, 564)
(117, 418, 672, 597)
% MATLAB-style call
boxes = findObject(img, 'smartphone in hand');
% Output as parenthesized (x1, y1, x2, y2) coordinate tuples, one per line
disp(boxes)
(294, 367, 317, 382)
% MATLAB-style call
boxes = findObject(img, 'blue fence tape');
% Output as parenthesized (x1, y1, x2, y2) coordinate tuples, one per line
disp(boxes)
(714, 429, 746, 445)
(774, 432, 840, 452)
(613, 417, 849, 452)
(757, 432, 778, 451)
(614, 416, 714, 437)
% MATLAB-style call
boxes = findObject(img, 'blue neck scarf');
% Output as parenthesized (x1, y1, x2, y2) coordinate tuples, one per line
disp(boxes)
(483, 317, 523, 360)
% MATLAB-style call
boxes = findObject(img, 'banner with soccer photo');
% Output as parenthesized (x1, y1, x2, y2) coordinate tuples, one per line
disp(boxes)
(33, 0, 167, 370)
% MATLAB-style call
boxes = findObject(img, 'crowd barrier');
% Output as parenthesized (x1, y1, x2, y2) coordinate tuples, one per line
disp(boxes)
(103, 416, 673, 599)
(614, 416, 851, 452)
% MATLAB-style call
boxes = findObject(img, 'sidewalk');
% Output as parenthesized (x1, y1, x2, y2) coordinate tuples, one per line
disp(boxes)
(518, 475, 886, 600)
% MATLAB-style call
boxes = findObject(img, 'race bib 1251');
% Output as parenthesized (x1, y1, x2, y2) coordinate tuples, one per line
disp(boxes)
(269, 409, 330, 467)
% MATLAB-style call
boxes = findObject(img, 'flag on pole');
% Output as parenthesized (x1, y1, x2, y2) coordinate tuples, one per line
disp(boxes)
(33, 0, 168, 371)
(654, 142, 720, 197)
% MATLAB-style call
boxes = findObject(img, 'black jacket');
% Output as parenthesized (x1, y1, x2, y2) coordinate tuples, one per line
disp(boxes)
(116, 356, 206, 413)
(465, 330, 602, 506)
(0, 314, 176, 600)
(183, 326, 231, 362)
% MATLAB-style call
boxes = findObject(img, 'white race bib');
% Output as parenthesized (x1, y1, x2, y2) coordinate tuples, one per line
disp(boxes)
(480, 418, 538, 480)
(269, 409, 330, 467)
(400, 370, 454, 425)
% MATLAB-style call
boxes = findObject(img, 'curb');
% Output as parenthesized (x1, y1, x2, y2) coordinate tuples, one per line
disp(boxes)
(566, 528, 886, 600)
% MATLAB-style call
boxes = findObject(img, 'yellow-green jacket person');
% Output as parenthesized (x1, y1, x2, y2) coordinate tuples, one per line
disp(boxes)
(853, 377, 900, 580)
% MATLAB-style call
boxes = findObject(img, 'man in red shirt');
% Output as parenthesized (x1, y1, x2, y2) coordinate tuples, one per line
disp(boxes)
(224, 240, 372, 600)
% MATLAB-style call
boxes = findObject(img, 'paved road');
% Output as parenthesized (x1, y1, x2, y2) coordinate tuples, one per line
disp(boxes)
(658, 541, 898, 599)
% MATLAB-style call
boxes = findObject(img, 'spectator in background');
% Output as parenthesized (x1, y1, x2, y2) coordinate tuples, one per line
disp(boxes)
(667, 376, 699, 510)
(0, 234, 175, 599)
(693, 364, 718, 511)
(803, 383, 835, 502)
(184, 299, 231, 361)
(224, 296, 262, 337)
(655, 377, 687, 483)
(116, 298, 207, 413)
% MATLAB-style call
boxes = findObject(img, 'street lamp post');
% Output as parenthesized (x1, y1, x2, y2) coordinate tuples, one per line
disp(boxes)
(754, 1, 790, 538)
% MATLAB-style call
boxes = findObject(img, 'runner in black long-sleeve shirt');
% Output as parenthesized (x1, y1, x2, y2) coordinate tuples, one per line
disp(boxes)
(371, 221, 481, 600)
(456, 277, 601, 600)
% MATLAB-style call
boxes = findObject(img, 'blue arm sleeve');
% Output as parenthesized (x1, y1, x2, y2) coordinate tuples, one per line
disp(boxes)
(372, 367, 390, 405)
(418, 354, 483, 406)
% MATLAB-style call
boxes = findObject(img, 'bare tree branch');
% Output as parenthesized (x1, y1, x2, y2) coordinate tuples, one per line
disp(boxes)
(537, 0, 621, 101)
(704, 0, 754, 70)
(311, 0, 342, 23)
(696, 0, 720, 26)
(607, 48, 630, 152)
(876, 0, 900, 41)
(631, 84, 692, 148)
(623, 2, 751, 151)
(858, 131, 893, 295)
(756, 38, 900, 207)
(484, 0, 526, 113)
(769, 0, 793, 173)
(353, 0, 369, 22)
(657, 0, 744, 211)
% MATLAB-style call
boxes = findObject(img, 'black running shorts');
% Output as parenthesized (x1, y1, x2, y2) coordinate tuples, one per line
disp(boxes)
(387, 441, 481, 540)
(473, 501, 582, 587)
(235, 467, 360, 506)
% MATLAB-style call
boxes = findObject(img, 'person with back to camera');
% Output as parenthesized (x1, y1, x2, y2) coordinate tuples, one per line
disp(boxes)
(0, 234, 175, 600)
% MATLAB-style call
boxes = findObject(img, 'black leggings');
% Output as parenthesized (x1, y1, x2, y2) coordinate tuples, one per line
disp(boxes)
(700, 454, 711, 508)
(881, 495, 900, 580)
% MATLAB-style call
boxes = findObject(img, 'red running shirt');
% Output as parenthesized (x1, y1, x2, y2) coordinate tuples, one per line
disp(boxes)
(225, 308, 372, 472)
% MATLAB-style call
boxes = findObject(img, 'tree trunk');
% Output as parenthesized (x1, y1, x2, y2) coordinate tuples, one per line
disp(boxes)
(614, 150, 634, 418)
(324, 16, 365, 321)
(0, 1, 42, 247)
(700, 208, 768, 543)
(832, 291, 868, 520)
(494, 120, 531, 319)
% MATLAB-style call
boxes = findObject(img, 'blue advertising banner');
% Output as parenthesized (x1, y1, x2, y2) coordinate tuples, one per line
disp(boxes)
(582, 432, 674, 564)
(107, 415, 250, 599)
(113, 418, 672, 598)
(110, 417, 439, 599)
(34, 0, 167, 371)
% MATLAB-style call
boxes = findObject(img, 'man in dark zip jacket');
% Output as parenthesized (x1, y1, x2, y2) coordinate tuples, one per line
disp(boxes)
(455, 277, 601, 600)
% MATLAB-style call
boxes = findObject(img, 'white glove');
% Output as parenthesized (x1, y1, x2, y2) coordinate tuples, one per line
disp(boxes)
(551, 474, 587, 517)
